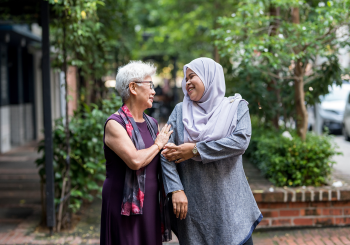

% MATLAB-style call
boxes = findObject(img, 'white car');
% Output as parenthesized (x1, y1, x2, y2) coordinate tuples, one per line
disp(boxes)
(320, 83, 350, 133)
(343, 85, 350, 141)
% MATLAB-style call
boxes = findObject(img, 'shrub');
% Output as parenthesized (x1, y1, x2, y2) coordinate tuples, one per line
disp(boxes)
(245, 118, 341, 187)
(36, 94, 122, 213)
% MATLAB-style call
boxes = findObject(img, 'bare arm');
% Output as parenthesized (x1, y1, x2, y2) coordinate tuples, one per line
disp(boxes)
(105, 120, 172, 170)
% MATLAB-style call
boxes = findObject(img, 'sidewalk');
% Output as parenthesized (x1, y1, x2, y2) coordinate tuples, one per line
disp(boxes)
(0, 142, 179, 245)
(1, 143, 350, 245)
(2, 195, 350, 245)
(333, 136, 350, 177)
(0, 142, 41, 237)
(253, 227, 350, 244)
(0, 197, 179, 245)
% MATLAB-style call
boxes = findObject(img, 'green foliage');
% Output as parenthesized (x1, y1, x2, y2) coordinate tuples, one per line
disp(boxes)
(49, 0, 109, 76)
(49, 0, 136, 103)
(133, 0, 238, 68)
(213, 0, 350, 130)
(245, 117, 341, 187)
(36, 94, 122, 212)
(98, 0, 136, 67)
(224, 63, 295, 125)
(214, 0, 350, 70)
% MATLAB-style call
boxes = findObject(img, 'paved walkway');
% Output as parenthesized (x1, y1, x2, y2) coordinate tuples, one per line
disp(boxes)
(0, 142, 41, 234)
(253, 227, 350, 244)
(333, 136, 350, 176)
(0, 142, 179, 245)
(1, 141, 350, 244)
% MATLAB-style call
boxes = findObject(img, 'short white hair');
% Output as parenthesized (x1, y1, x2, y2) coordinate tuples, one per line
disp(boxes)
(115, 60, 157, 102)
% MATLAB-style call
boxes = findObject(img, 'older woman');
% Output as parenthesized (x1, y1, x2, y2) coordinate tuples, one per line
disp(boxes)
(161, 57, 262, 245)
(100, 61, 173, 245)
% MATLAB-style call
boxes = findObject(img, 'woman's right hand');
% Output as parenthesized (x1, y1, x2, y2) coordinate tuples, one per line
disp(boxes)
(155, 124, 173, 149)
(172, 191, 188, 220)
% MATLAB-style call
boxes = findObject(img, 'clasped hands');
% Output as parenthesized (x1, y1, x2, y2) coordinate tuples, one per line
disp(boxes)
(161, 142, 196, 164)
(161, 142, 196, 220)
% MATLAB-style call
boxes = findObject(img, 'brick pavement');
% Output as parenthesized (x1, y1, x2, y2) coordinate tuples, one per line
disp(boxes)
(0, 142, 179, 245)
(0, 197, 179, 245)
(253, 227, 350, 244)
(0, 198, 101, 245)
(2, 222, 350, 245)
(0, 142, 42, 235)
(1, 143, 349, 245)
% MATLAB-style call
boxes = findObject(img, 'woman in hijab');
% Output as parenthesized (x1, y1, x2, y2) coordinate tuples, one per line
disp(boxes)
(161, 57, 262, 245)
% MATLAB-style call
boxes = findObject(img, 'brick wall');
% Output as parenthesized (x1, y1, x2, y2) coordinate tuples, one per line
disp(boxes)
(67, 66, 77, 117)
(257, 201, 350, 228)
(253, 187, 350, 229)
(244, 157, 350, 229)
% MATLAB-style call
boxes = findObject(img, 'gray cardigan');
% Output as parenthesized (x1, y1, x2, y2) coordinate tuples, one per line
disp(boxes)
(161, 101, 262, 245)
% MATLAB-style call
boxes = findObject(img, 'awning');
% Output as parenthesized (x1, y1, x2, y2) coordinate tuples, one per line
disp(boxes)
(0, 25, 41, 45)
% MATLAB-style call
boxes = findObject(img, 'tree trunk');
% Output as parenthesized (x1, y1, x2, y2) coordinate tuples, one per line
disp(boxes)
(57, 22, 71, 232)
(292, 7, 308, 140)
(57, 171, 67, 231)
(213, 0, 220, 63)
(85, 75, 92, 105)
(269, 6, 280, 34)
(292, 7, 300, 24)
(214, 46, 220, 63)
(294, 60, 308, 140)
(269, 6, 280, 129)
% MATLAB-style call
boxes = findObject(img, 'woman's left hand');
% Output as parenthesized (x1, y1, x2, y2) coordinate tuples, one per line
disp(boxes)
(162, 143, 196, 163)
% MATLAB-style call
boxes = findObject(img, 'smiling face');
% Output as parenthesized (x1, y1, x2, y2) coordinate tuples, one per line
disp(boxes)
(185, 68, 205, 102)
(130, 75, 156, 109)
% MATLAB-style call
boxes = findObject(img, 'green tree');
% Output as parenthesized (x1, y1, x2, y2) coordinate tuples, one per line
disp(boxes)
(36, 94, 123, 229)
(98, 0, 136, 68)
(213, 0, 350, 139)
(132, 0, 238, 69)
(49, 0, 106, 230)
(48, 0, 136, 230)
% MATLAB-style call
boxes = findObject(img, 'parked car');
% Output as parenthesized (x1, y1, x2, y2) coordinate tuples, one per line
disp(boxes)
(343, 87, 350, 141)
(319, 83, 350, 134)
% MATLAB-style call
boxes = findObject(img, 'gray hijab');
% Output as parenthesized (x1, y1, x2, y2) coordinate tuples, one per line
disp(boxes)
(182, 57, 247, 160)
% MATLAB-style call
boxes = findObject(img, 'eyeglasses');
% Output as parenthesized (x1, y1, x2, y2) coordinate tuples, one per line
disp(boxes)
(127, 81, 155, 90)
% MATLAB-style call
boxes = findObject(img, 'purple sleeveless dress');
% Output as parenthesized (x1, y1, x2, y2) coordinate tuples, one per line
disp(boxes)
(100, 114, 162, 245)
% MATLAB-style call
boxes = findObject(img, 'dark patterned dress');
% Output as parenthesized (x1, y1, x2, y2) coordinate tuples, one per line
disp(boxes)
(100, 114, 162, 245)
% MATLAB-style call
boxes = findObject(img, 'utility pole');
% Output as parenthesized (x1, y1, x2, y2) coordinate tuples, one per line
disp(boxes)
(41, 0, 56, 234)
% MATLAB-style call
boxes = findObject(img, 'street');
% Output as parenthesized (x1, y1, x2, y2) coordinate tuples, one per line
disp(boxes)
(333, 136, 350, 175)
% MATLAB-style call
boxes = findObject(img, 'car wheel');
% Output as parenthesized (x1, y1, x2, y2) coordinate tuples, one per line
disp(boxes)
(343, 124, 350, 141)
